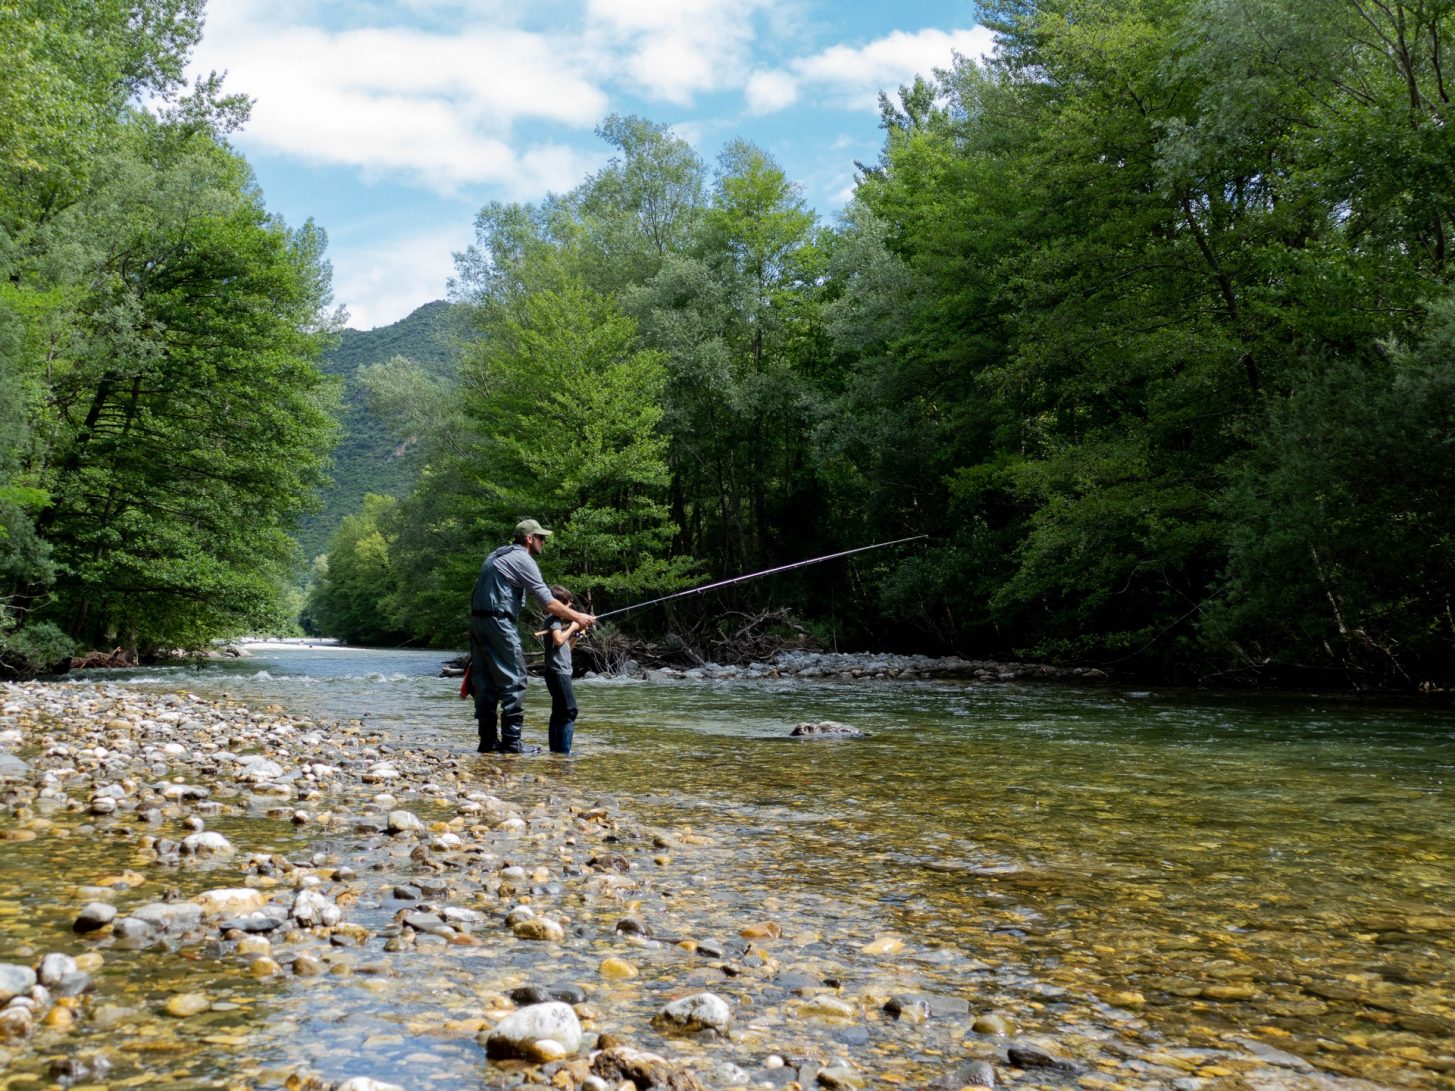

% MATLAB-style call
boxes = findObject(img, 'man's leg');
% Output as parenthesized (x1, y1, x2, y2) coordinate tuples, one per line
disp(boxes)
(468, 622, 500, 752)
(485, 622, 532, 753)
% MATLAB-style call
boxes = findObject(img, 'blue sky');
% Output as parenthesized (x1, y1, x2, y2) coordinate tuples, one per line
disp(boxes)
(188, 1, 992, 329)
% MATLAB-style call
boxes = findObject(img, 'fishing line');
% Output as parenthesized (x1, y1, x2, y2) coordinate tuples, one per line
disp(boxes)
(590, 535, 928, 622)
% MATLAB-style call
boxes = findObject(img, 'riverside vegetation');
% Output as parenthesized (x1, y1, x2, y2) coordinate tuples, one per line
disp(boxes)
(5, 3, 1455, 690)
(302, 0, 1455, 689)
(4, 676, 1446, 1091)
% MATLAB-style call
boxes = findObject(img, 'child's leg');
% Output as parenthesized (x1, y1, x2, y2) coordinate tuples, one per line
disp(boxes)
(545, 671, 578, 753)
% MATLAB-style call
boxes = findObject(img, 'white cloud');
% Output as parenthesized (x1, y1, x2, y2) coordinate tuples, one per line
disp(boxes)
(332, 227, 465, 330)
(584, 0, 775, 104)
(745, 70, 799, 115)
(191, 11, 608, 194)
(748, 25, 995, 116)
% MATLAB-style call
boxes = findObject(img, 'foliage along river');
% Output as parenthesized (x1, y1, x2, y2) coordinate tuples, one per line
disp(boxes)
(9, 641, 1455, 1089)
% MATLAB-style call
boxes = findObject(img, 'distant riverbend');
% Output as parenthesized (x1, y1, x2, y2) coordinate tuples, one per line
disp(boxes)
(0, 643, 1452, 1089)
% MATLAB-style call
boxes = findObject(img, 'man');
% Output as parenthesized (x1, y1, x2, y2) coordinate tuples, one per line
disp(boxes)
(468, 519, 595, 754)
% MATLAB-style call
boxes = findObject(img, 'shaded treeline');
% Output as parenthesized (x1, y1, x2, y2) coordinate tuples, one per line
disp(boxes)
(0, 0, 340, 676)
(314, 0, 1455, 688)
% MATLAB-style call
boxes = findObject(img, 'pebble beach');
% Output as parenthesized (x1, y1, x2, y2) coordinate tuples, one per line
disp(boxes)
(0, 680, 1402, 1090)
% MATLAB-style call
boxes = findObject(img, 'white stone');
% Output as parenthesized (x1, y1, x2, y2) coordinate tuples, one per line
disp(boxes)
(37, 953, 77, 987)
(291, 889, 341, 928)
(387, 809, 424, 834)
(653, 992, 733, 1034)
(180, 832, 235, 857)
(234, 755, 285, 781)
(484, 1001, 582, 1059)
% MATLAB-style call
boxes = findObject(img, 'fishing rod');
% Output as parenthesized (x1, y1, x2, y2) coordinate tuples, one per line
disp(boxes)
(589, 535, 928, 622)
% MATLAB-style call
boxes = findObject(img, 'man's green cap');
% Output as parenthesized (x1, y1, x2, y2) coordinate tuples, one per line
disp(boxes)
(515, 518, 553, 538)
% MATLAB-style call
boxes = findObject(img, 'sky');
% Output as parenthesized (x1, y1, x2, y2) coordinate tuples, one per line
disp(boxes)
(187, 0, 994, 330)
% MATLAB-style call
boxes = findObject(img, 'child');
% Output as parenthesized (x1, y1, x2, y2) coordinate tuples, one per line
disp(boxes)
(541, 585, 585, 753)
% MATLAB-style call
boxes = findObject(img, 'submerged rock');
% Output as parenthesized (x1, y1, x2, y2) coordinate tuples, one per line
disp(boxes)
(790, 721, 864, 737)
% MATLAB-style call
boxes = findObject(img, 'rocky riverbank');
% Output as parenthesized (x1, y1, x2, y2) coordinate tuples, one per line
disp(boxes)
(0, 681, 1388, 1091)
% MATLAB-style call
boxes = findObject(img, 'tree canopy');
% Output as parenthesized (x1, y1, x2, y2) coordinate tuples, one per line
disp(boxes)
(1, 0, 339, 676)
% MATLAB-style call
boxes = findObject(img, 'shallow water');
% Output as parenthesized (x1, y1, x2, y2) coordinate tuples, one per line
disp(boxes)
(23, 643, 1455, 1087)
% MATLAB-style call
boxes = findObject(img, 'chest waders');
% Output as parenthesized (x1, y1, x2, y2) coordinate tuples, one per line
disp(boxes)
(468, 544, 531, 753)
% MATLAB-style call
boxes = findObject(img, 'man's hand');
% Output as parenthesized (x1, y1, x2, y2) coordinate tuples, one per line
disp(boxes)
(572, 610, 596, 630)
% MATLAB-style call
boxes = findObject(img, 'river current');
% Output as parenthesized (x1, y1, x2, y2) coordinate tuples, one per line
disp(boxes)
(34, 642, 1455, 1087)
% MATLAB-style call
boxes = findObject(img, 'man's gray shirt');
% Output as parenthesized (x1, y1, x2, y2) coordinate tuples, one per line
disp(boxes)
(471, 544, 553, 618)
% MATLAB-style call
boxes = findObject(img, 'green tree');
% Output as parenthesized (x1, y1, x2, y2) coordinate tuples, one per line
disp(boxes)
(1207, 294, 1455, 685)
(301, 494, 408, 645)
(9, 117, 339, 655)
(631, 142, 829, 578)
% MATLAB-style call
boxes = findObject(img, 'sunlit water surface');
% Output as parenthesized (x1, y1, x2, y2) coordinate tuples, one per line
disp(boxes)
(12, 643, 1455, 1088)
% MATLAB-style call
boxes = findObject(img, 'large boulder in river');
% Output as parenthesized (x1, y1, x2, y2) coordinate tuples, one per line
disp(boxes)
(790, 720, 865, 738)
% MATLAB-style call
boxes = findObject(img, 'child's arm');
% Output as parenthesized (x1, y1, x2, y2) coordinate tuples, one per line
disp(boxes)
(551, 620, 582, 647)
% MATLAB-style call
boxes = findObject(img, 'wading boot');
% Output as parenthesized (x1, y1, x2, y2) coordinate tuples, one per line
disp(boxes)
(477, 716, 499, 754)
(498, 716, 540, 754)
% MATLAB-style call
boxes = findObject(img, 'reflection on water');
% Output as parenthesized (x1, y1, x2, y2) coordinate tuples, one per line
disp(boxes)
(44, 644, 1455, 1085)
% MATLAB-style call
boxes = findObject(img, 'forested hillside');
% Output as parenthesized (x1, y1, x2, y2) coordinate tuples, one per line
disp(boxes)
(310, 0, 1455, 689)
(295, 300, 461, 561)
(0, 0, 339, 676)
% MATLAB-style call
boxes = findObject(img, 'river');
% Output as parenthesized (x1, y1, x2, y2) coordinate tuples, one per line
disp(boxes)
(17, 641, 1455, 1088)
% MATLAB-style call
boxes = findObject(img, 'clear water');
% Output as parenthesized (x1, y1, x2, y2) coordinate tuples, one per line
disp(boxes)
(26, 643, 1455, 1087)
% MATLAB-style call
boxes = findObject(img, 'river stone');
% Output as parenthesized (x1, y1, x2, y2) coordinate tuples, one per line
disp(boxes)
(797, 994, 857, 1020)
(0, 753, 30, 780)
(292, 889, 342, 928)
(973, 1013, 1012, 1035)
(511, 916, 564, 942)
(111, 918, 155, 944)
(235, 755, 285, 781)
(336, 1080, 406, 1091)
(933, 1059, 996, 1088)
(74, 902, 117, 933)
(131, 902, 205, 932)
(52, 971, 93, 998)
(652, 992, 732, 1035)
(38, 953, 77, 987)
(0, 1007, 33, 1040)
(818, 1065, 866, 1089)
(387, 809, 424, 834)
(164, 992, 212, 1017)
(0, 964, 37, 1003)
(600, 957, 638, 979)
(592, 1046, 707, 1091)
(884, 994, 931, 1022)
(441, 905, 484, 925)
(484, 1001, 582, 1060)
(180, 831, 235, 857)
(1005, 1043, 1079, 1073)
(195, 888, 267, 916)
(790, 721, 864, 737)
(219, 908, 289, 933)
